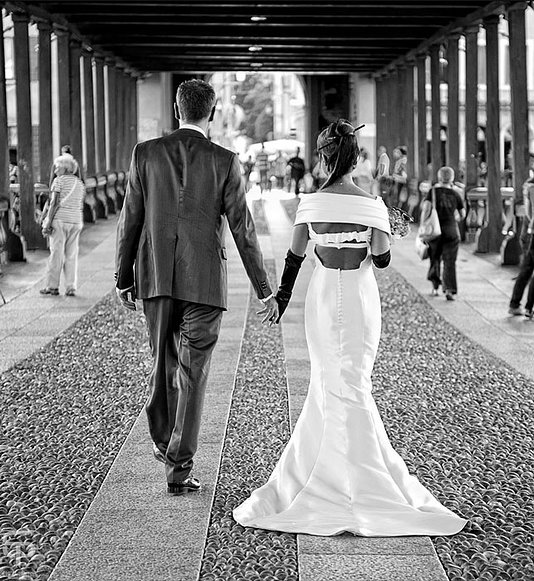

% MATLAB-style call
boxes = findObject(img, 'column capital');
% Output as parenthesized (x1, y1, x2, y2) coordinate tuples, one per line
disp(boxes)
(34, 18, 52, 31)
(506, 0, 529, 13)
(69, 37, 83, 50)
(10, 11, 30, 23)
(446, 32, 462, 43)
(81, 45, 94, 58)
(93, 53, 106, 65)
(463, 24, 481, 36)
(483, 14, 501, 26)
(415, 51, 428, 62)
(53, 24, 70, 37)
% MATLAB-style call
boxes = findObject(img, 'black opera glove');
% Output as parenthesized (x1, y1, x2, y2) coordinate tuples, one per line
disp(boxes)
(372, 250, 391, 269)
(275, 249, 306, 323)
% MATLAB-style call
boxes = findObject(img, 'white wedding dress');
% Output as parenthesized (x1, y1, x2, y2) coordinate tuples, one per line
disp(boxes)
(233, 193, 467, 537)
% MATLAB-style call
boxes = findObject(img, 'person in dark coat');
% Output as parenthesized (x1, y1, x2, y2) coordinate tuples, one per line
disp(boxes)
(115, 79, 278, 496)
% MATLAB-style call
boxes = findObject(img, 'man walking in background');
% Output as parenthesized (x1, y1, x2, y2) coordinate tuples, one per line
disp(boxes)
(288, 147, 306, 196)
(115, 79, 278, 496)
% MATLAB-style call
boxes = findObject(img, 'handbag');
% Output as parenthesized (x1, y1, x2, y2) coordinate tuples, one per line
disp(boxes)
(418, 187, 441, 241)
(415, 235, 429, 260)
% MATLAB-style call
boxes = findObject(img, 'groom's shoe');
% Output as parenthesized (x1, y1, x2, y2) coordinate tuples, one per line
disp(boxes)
(152, 443, 166, 464)
(167, 477, 201, 496)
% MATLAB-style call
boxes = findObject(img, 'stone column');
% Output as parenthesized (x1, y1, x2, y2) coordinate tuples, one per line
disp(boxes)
(94, 55, 106, 174)
(385, 72, 397, 157)
(12, 13, 42, 249)
(397, 65, 407, 147)
(390, 68, 400, 148)
(429, 44, 442, 182)
(106, 61, 117, 171)
(381, 73, 392, 158)
(480, 15, 502, 253)
(124, 73, 132, 164)
(464, 25, 479, 191)
(82, 49, 96, 176)
(375, 75, 385, 156)
(55, 27, 71, 148)
(446, 34, 460, 178)
(37, 20, 53, 185)
(416, 54, 427, 182)
(131, 75, 138, 151)
(13, 12, 40, 249)
(0, 4, 10, 197)
(508, 3, 530, 206)
(404, 61, 415, 179)
(115, 66, 125, 171)
(69, 39, 83, 166)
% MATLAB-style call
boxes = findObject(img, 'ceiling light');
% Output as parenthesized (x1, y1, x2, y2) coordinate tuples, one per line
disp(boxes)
(248, 45, 263, 52)
(250, 16, 267, 22)
(250, 63, 263, 68)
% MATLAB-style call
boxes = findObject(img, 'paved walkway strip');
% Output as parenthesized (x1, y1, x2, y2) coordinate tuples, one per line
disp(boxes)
(199, 256, 299, 581)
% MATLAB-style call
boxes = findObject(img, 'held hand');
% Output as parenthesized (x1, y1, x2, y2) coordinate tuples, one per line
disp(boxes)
(116, 285, 137, 311)
(257, 296, 279, 326)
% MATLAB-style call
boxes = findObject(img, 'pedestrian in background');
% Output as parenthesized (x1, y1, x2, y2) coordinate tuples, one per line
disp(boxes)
(508, 175, 534, 319)
(288, 148, 306, 196)
(391, 145, 408, 208)
(242, 155, 254, 191)
(40, 155, 85, 297)
(311, 152, 327, 191)
(255, 144, 270, 192)
(422, 166, 465, 301)
(48, 145, 83, 189)
(273, 151, 287, 190)
(375, 145, 390, 178)
(351, 147, 373, 193)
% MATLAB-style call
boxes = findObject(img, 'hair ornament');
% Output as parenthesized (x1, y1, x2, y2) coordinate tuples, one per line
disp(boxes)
(317, 121, 365, 150)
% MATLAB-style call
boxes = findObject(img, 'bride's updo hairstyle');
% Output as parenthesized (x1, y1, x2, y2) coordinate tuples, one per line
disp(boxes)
(317, 118, 361, 190)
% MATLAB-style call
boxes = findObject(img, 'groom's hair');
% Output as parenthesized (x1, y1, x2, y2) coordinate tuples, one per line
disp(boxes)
(176, 79, 216, 122)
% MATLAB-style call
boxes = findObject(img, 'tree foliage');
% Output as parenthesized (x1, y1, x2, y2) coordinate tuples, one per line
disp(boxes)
(234, 74, 274, 143)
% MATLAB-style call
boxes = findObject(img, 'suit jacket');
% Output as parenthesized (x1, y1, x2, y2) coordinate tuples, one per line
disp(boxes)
(115, 128, 271, 310)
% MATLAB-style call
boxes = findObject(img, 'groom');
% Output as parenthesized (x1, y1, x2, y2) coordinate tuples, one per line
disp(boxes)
(115, 79, 278, 495)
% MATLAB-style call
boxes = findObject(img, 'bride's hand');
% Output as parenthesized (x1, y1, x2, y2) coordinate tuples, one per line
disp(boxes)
(257, 296, 279, 326)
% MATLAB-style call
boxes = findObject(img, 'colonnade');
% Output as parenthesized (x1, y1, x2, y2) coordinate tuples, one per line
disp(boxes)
(375, 1, 531, 254)
(0, 3, 138, 250)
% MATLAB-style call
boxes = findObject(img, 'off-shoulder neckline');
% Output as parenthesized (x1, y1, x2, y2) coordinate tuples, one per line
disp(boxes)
(303, 191, 379, 201)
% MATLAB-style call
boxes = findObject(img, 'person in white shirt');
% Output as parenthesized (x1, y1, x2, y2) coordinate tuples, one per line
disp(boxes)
(40, 155, 85, 297)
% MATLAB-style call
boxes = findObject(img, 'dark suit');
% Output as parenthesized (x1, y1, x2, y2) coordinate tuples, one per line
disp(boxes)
(116, 127, 271, 483)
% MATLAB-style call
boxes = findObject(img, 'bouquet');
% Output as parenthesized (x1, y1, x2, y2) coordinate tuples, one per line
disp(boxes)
(387, 206, 413, 239)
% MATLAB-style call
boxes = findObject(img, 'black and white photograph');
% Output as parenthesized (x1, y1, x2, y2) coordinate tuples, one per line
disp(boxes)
(1, 1, 534, 580)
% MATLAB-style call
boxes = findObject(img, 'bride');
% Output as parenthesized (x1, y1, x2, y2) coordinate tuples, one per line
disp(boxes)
(233, 119, 467, 537)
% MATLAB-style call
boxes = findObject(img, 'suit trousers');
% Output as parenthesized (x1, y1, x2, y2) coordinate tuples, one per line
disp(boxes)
(143, 297, 223, 483)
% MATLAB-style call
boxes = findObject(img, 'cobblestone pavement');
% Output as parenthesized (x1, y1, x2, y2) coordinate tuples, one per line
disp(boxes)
(1, 194, 533, 581)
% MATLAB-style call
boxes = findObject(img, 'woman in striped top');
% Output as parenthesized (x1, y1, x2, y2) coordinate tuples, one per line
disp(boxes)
(40, 155, 85, 297)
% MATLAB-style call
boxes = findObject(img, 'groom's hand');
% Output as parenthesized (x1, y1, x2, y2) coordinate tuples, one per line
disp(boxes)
(257, 296, 279, 326)
(116, 285, 137, 311)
